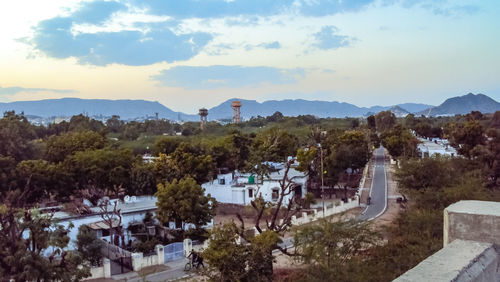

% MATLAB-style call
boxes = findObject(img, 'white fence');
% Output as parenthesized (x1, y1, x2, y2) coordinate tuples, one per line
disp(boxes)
(290, 195, 360, 225)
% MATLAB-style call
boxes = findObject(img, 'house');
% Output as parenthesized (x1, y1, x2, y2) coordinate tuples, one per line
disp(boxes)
(52, 196, 158, 249)
(417, 137, 457, 157)
(202, 164, 308, 205)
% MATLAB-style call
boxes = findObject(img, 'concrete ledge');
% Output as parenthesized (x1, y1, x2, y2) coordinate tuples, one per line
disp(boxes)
(393, 240, 499, 282)
(444, 200, 500, 246)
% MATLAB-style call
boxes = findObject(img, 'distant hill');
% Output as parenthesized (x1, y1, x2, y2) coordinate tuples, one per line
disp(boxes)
(388, 106, 410, 117)
(0, 98, 196, 120)
(416, 93, 500, 116)
(206, 99, 433, 120)
(396, 103, 434, 113)
(207, 99, 367, 119)
(3, 94, 497, 121)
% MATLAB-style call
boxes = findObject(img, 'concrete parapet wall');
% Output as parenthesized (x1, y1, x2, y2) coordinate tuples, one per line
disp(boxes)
(394, 240, 500, 282)
(291, 195, 359, 225)
(444, 200, 500, 247)
(130, 245, 165, 272)
(84, 258, 111, 280)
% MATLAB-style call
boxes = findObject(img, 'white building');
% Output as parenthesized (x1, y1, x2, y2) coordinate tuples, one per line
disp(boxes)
(51, 196, 157, 249)
(51, 195, 213, 251)
(202, 166, 308, 205)
(417, 137, 457, 157)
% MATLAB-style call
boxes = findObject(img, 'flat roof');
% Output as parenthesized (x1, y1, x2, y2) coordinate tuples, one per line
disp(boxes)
(394, 239, 495, 282)
(53, 196, 157, 220)
(88, 219, 120, 230)
(445, 200, 500, 217)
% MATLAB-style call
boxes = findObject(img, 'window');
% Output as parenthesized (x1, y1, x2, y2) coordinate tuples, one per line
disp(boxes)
(271, 188, 279, 201)
(248, 189, 253, 198)
(102, 229, 110, 237)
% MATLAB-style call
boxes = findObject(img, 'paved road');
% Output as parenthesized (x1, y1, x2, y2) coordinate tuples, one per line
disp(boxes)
(356, 146, 387, 221)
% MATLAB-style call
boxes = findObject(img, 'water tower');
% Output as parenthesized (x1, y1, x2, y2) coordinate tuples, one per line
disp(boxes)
(231, 101, 242, 124)
(199, 108, 208, 130)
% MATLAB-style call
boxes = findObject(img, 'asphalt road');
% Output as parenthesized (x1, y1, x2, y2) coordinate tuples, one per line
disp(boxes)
(356, 146, 387, 221)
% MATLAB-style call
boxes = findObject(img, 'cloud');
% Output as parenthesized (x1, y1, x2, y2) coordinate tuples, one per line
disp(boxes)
(72, 0, 127, 24)
(312, 26, 353, 50)
(244, 41, 282, 51)
(111, 0, 375, 19)
(134, 0, 289, 18)
(260, 41, 281, 49)
(384, 0, 480, 16)
(298, 0, 375, 16)
(26, 0, 375, 65)
(27, 1, 212, 66)
(30, 16, 212, 66)
(0, 86, 76, 96)
(153, 65, 305, 89)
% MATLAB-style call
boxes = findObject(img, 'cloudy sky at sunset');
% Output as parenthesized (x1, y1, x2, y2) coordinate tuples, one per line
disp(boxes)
(0, 0, 498, 113)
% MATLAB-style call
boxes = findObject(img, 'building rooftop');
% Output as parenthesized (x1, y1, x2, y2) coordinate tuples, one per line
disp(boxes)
(53, 196, 157, 220)
(445, 200, 500, 217)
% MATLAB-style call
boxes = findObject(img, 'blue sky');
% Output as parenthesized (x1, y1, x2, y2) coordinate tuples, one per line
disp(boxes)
(0, 0, 498, 113)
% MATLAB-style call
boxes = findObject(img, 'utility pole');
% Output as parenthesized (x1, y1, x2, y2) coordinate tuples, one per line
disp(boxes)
(319, 143, 325, 217)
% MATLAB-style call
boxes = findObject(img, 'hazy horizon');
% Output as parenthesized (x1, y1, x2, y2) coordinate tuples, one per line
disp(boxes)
(0, 0, 499, 113)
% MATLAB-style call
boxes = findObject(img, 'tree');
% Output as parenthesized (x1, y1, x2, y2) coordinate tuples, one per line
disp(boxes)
(251, 127, 298, 162)
(395, 156, 456, 190)
(209, 132, 251, 172)
(202, 223, 248, 282)
(449, 120, 485, 159)
(76, 225, 104, 267)
(68, 114, 105, 132)
(0, 205, 90, 281)
(325, 130, 371, 199)
(130, 161, 157, 195)
(65, 148, 135, 195)
(106, 115, 124, 133)
(471, 128, 500, 187)
(155, 177, 217, 230)
(202, 223, 281, 282)
(367, 115, 376, 129)
(0, 111, 36, 161)
(375, 110, 396, 132)
(154, 142, 215, 184)
(266, 111, 285, 123)
(153, 136, 182, 155)
(232, 158, 315, 280)
(0, 156, 17, 196)
(293, 218, 378, 280)
(380, 125, 419, 159)
(44, 130, 107, 163)
(99, 198, 124, 246)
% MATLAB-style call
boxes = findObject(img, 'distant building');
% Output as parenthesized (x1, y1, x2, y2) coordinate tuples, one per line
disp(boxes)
(202, 164, 307, 205)
(417, 137, 457, 157)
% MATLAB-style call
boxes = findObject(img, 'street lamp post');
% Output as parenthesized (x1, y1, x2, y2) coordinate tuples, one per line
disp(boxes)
(318, 144, 325, 217)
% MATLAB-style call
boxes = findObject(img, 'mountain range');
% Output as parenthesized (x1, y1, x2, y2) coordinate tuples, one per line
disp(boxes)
(0, 93, 498, 121)
(416, 93, 500, 116)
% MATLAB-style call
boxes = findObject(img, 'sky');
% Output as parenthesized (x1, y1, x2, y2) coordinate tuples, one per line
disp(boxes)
(0, 0, 499, 113)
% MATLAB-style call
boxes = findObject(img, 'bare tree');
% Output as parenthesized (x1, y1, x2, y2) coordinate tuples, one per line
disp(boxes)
(99, 199, 124, 246)
(235, 159, 314, 277)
